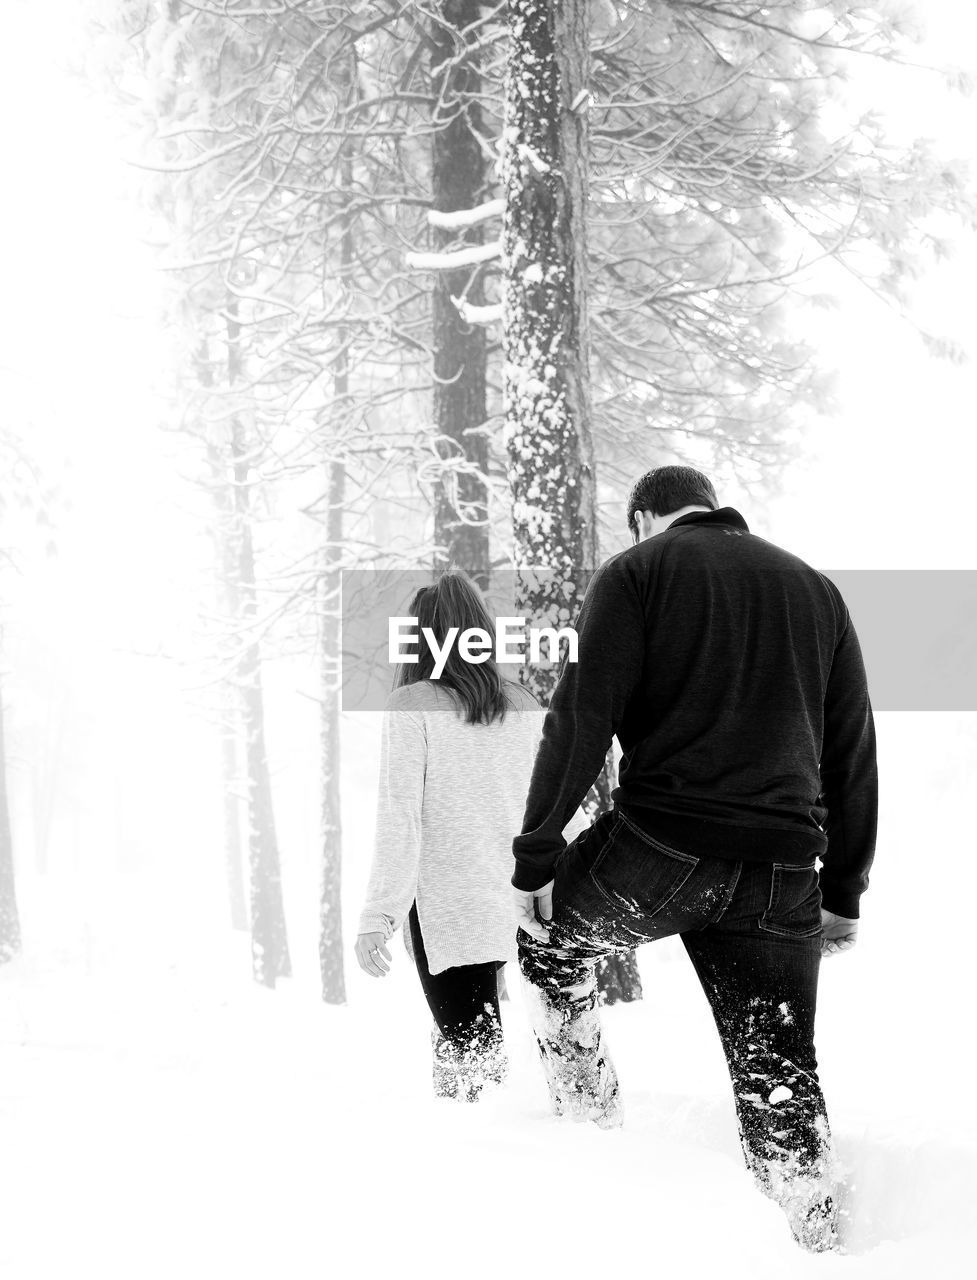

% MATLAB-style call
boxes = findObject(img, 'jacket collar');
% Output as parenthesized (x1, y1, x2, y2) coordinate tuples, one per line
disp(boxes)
(667, 506, 750, 533)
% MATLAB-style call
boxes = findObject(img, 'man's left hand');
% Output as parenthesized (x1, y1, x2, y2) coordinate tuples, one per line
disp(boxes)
(820, 908, 858, 957)
(514, 880, 555, 942)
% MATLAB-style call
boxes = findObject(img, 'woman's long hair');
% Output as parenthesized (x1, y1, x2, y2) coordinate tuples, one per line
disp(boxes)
(395, 572, 520, 725)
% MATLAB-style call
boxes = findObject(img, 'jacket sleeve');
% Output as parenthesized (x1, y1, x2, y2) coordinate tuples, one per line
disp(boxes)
(512, 558, 646, 891)
(525, 703, 591, 845)
(818, 611, 878, 918)
(357, 704, 427, 938)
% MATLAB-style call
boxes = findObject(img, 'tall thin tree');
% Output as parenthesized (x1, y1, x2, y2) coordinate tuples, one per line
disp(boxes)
(430, 1, 493, 583)
(317, 42, 357, 1007)
(502, 0, 640, 1002)
(197, 339, 248, 933)
(226, 301, 292, 988)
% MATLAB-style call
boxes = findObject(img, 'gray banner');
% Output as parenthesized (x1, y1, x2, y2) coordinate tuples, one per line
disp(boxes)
(820, 571, 977, 711)
(340, 569, 977, 712)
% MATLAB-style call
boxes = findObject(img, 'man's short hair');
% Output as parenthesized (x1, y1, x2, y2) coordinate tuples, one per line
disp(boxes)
(626, 465, 718, 536)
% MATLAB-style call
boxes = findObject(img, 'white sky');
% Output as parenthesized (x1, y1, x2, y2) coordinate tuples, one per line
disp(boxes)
(759, 7, 977, 569)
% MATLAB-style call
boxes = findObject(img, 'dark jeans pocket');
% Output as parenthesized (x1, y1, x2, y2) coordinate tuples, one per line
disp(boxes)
(758, 863, 823, 938)
(588, 812, 698, 917)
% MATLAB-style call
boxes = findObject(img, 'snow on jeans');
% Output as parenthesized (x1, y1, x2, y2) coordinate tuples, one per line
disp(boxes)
(407, 901, 507, 1100)
(517, 806, 834, 1192)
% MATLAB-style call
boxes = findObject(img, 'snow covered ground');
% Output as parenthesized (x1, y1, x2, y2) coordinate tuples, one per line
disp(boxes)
(2, 712, 975, 1279)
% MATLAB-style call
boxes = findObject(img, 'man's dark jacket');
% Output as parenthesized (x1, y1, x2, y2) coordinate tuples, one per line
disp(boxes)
(512, 507, 878, 919)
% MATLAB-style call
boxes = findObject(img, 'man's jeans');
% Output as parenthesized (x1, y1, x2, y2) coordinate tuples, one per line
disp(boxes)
(517, 806, 835, 1206)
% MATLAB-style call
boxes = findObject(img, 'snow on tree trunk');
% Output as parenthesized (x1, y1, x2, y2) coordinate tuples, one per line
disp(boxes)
(0, 669, 22, 964)
(431, 0, 490, 584)
(227, 303, 292, 989)
(502, 0, 596, 608)
(503, 0, 639, 1005)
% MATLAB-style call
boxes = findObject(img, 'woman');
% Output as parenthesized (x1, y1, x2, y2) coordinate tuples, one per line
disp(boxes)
(354, 571, 562, 1101)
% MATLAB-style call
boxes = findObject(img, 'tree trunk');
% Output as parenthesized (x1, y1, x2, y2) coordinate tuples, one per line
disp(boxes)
(503, 0, 639, 1003)
(317, 45, 357, 1006)
(218, 685, 248, 934)
(503, 0, 596, 605)
(239, 633, 291, 988)
(226, 304, 292, 988)
(199, 338, 248, 933)
(0, 667, 22, 964)
(430, 0, 491, 585)
(318, 456, 346, 1004)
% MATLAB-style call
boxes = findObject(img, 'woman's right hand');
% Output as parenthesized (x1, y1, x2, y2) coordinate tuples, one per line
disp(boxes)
(355, 932, 393, 977)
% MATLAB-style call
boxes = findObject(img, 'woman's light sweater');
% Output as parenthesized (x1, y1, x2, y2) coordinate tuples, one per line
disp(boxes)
(357, 678, 587, 976)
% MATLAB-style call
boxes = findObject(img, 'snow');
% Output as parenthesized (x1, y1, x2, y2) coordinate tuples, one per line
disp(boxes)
(404, 240, 502, 272)
(450, 296, 503, 326)
(2, 713, 976, 1277)
(517, 142, 551, 174)
(427, 198, 505, 230)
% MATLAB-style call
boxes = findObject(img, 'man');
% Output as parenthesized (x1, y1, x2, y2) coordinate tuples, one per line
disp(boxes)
(511, 465, 877, 1253)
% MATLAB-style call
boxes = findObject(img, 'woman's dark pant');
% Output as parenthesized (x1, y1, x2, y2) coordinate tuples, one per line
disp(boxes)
(516, 807, 832, 1188)
(407, 902, 506, 1098)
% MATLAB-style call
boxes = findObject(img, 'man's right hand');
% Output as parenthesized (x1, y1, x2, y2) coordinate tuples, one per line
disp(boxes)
(513, 879, 555, 942)
(820, 908, 858, 957)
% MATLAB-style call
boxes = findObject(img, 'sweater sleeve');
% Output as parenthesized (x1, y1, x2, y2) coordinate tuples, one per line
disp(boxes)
(512, 557, 646, 891)
(818, 612, 878, 918)
(357, 703, 427, 938)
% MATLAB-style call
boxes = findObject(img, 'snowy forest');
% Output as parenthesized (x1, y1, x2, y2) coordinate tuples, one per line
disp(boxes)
(2, 0, 977, 1275)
